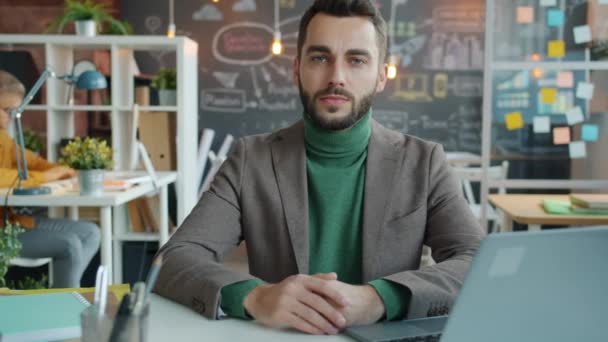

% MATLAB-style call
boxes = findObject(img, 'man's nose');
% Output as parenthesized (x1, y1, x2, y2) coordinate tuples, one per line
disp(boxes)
(327, 62, 346, 88)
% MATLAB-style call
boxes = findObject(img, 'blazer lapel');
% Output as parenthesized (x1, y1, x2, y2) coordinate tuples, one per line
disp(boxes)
(361, 120, 402, 281)
(270, 122, 309, 275)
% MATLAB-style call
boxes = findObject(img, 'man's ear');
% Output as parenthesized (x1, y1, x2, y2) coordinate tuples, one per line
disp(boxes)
(293, 57, 300, 86)
(376, 62, 388, 92)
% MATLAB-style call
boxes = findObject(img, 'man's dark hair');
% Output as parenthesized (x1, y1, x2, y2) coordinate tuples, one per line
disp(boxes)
(297, 0, 388, 64)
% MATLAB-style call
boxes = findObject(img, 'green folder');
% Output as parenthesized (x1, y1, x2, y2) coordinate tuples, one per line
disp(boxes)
(0, 292, 89, 341)
(543, 199, 608, 216)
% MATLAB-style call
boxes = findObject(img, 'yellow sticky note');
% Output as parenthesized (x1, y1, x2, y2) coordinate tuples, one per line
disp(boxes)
(540, 88, 558, 104)
(553, 127, 571, 145)
(548, 40, 565, 58)
(505, 112, 524, 131)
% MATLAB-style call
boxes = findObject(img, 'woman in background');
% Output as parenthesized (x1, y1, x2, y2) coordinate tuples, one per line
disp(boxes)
(0, 70, 100, 288)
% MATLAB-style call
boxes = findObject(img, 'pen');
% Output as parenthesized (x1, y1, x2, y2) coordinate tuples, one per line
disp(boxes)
(93, 265, 108, 315)
(143, 253, 163, 301)
(108, 294, 132, 342)
(99, 265, 109, 315)
(93, 265, 104, 306)
(130, 282, 145, 314)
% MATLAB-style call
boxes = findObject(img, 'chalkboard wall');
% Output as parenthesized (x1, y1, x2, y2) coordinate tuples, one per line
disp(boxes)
(123, 0, 484, 154)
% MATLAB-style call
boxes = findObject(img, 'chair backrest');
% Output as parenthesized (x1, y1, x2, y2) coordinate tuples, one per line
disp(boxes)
(452, 161, 509, 205)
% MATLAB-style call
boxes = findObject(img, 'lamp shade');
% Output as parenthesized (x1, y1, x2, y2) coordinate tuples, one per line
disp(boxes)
(76, 70, 107, 90)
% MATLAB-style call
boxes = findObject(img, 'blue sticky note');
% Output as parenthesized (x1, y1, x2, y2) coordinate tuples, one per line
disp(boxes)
(581, 124, 599, 142)
(547, 9, 564, 27)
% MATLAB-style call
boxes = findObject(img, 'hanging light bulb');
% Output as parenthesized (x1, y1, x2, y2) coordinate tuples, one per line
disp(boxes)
(272, 31, 283, 55)
(167, 23, 176, 38)
(212, 0, 219, 3)
(167, 0, 176, 37)
(532, 67, 544, 79)
(387, 55, 398, 80)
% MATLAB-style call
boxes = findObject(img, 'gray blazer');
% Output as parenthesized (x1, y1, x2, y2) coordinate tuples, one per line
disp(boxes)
(154, 119, 485, 320)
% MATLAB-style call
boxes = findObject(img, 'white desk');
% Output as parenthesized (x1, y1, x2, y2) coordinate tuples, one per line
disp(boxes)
(5, 172, 177, 284)
(445, 152, 481, 165)
(148, 294, 354, 342)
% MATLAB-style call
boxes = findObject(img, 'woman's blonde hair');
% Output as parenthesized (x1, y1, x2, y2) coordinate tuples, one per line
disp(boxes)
(0, 70, 25, 97)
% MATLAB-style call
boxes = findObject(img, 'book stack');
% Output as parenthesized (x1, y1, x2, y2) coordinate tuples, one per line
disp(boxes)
(570, 194, 608, 215)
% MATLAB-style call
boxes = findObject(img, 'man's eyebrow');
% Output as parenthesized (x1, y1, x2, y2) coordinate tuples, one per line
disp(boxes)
(346, 49, 372, 58)
(305, 45, 332, 55)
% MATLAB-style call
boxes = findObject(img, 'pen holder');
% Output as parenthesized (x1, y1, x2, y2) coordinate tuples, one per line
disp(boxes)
(81, 303, 150, 342)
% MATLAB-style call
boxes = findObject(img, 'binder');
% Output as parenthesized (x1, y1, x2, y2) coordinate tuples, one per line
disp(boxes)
(0, 292, 89, 341)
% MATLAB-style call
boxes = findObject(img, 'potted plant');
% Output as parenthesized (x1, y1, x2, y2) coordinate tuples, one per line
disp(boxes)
(151, 68, 177, 106)
(0, 222, 24, 288)
(23, 129, 44, 155)
(47, 0, 128, 37)
(60, 137, 112, 196)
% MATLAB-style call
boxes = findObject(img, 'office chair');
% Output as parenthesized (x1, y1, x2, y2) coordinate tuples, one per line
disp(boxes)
(452, 161, 509, 233)
(9, 257, 54, 287)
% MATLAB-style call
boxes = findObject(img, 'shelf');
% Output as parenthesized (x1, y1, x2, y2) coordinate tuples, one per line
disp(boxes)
(114, 232, 162, 242)
(119, 106, 178, 112)
(0, 34, 194, 51)
(54, 105, 114, 111)
(25, 105, 178, 112)
(493, 61, 608, 71)
(3, 34, 199, 226)
(24, 105, 47, 111)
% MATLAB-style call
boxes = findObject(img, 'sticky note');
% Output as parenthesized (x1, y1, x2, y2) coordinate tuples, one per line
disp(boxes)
(553, 127, 571, 145)
(540, 0, 557, 6)
(566, 106, 584, 125)
(541, 88, 558, 104)
(573, 25, 592, 44)
(547, 9, 564, 27)
(576, 82, 595, 100)
(556, 71, 574, 88)
(505, 112, 524, 130)
(517, 7, 534, 24)
(569, 141, 586, 159)
(533, 116, 551, 133)
(548, 40, 565, 58)
(581, 124, 599, 142)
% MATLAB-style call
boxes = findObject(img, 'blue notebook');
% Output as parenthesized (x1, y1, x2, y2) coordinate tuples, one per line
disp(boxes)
(0, 292, 90, 342)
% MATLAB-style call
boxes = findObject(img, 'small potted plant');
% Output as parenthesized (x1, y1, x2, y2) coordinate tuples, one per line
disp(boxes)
(60, 137, 112, 196)
(47, 0, 128, 37)
(0, 222, 24, 288)
(151, 68, 177, 106)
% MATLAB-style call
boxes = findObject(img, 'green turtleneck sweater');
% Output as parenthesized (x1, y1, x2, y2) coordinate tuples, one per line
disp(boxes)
(220, 111, 410, 320)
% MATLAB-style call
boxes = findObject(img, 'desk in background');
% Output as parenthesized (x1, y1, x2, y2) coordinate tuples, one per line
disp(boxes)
(489, 194, 608, 232)
(5, 172, 177, 284)
(445, 152, 481, 166)
(148, 294, 353, 342)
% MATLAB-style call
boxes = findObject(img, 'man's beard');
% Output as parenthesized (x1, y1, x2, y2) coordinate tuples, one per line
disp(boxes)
(298, 80, 375, 131)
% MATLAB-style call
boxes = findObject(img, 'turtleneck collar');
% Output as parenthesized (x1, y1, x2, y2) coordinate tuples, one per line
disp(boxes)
(303, 110, 372, 160)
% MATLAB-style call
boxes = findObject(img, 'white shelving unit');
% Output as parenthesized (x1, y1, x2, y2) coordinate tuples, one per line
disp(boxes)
(0, 34, 199, 226)
(479, 1, 608, 225)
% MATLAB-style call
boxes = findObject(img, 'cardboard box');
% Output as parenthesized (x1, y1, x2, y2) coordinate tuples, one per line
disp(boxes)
(138, 111, 176, 171)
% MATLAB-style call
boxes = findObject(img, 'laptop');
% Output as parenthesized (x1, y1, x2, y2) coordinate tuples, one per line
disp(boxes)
(346, 226, 608, 342)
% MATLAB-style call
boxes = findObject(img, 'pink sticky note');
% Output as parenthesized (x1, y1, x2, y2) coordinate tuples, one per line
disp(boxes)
(557, 71, 574, 88)
(517, 7, 534, 24)
(553, 127, 571, 145)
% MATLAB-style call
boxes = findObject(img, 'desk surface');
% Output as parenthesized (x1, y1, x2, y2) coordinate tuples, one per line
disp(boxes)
(3, 172, 177, 207)
(489, 194, 608, 225)
(149, 294, 353, 342)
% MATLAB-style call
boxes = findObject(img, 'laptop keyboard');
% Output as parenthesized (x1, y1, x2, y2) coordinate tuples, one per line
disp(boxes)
(384, 333, 442, 342)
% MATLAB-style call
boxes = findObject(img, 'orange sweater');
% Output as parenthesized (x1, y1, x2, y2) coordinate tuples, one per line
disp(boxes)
(0, 129, 57, 228)
(0, 129, 56, 187)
